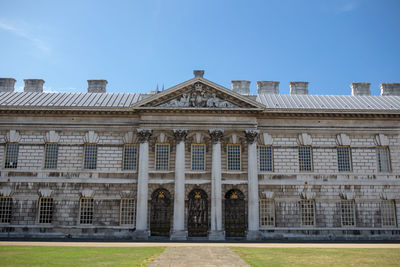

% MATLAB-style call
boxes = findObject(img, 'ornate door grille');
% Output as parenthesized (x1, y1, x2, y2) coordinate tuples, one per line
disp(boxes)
(150, 188, 171, 236)
(225, 189, 245, 237)
(188, 189, 208, 237)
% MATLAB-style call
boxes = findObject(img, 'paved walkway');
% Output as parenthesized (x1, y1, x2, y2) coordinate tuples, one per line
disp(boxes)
(149, 246, 248, 267)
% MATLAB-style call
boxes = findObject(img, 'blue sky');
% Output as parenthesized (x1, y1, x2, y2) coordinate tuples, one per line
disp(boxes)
(0, 0, 399, 95)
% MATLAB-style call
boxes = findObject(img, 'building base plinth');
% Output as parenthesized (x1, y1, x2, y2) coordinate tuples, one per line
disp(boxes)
(208, 230, 225, 241)
(170, 230, 188, 241)
(133, 230, 150, 240)
(246, 230, 262, 241)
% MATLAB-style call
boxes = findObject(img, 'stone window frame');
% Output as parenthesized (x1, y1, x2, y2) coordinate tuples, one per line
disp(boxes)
(79, 197, 94, 225)
(83, 143, 98, 170)
(43, 143, 59, 169)
(0, 196, 12, 224)
(191, 143, 206, 171)
(376, 146, 391, 173)
(120, 198, 136, 226)
(155, 143, 170, 171)
(258, 145, 273, 172)
(38, 197, 54, 224)
(122, 144, 138, 171)
(381, 200, 397, 227)
(227, 144, 241, 171)
(4, 143, 19, 169)
(298, 146, 313, 172)
(300, 199, 316, 227)
(259, 198, 275, 227)
(337, 146, 352, 172)
(340, 199, 356, 227)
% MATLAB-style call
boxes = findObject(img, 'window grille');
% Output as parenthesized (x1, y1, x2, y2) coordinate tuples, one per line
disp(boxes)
(44, 144, 59, 169)
(300, 199, 315, 226)
(191, 144, 205, 171)
(79, 198, 94, 224)
(340, 200, 356, 227)
(259, 146, 273, 172)
(120, 198, 136, 225)
(4, 143, 19, 169)
(260, 199, 275, 227)
(123, 144, 137, 171)
(337, 146, 351, 172)
(298, 146, 312, 172)
(0, 197, 12, 223)
(377, 147, 391, 172)
(227, 144, 241, 171)
(83, 144, 98, 170)
(155, 143, 169, 170)
(381, 200, 397, 227)
(38, 197, 53, 224)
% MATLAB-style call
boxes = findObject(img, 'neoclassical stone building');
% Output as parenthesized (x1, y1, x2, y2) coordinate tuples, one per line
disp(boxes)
(0, 70, 399, 240)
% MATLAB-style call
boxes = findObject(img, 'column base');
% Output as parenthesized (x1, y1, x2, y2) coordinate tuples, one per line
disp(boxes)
(246, 230, 262, 241)
(208, 230, 225, 241)
(132, 230, 150, 240)
(170, 230, 188, 241)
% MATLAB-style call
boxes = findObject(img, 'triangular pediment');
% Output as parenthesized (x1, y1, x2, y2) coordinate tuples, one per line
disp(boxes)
(133, 77, 264, 110)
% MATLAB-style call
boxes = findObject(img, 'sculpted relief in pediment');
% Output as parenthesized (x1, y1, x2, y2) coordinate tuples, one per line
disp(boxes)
(158, 83, 238, 108)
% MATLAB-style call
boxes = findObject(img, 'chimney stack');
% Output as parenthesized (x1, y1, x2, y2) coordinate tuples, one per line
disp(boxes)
(289, 82, 309, 95)
(231, 80, 250, 95)
(193, 70, 204, 78)
(24, 79, 44, 93)
(351, 82, 370, 96)
(257, 81, 279, 94)
(88, 79, 107, 93)
(0, 78, 16, 92)
(380, 83, 400, 96)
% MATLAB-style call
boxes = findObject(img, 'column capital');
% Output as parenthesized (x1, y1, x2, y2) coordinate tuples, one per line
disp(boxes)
(245, 129, 259, 144)
(209, 129, 224, 143)
(173, 129, 188, 142)
(137, 128, 152, 143)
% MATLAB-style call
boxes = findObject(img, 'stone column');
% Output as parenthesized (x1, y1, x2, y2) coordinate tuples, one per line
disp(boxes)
(171, 129, 188, 240)
(208, 129, 225, 240)
(245, 129, 261, 240)
(134, 129, 152, 239)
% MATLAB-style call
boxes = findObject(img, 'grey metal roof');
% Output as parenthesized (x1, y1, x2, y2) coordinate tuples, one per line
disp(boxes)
(256, 94, 400, 111)
(0, 92, 142, 108)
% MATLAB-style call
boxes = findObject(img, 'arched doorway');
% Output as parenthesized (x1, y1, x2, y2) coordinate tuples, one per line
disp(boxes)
(187, 189, 208, 237)
(150, 188, 172, 236)
(225, 189, 245, 237)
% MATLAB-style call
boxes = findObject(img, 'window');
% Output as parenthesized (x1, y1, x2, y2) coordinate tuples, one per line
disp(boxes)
(191, 144, 205, 171)
(227, 144, 241, 171)
(259, 145, 273, 172)
(300, 199, 315, 226)
(340, 200, 356, 227)
(44, 144, 59, 169)
(377, 147, 391, 172)
(79, 197, 94, 224)
(337, 146, 351, 172)
(4, 143, 19, 169)
(38, 197, 53, 224)
(123, 144, 137, 171)
(83, 144, 98, 169)
(381, 200, 397, 227)
(0, 197, 12, 223)
(120, 198, 136, 225)
(260, 199, 275, 227)
(155, 143, 169, 170)
(298, 146, 312, 172)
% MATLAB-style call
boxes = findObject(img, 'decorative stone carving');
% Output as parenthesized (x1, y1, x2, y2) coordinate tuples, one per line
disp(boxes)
(81, 189, 94, 198)
(245, 130, 259, 144)
(262, 191, 274, 199)
(123, 131, 137, 144)
(260, 133, 273, 145)
(44, 130, 60, 143)
(380, 192, 395, 200)
(297, 133, 312, 146)
(374, 134, 389, 146)
(159, 83, 237, 108)
(5, 130, 20, 143)
(299, 186, 315, 199)
(336, 133, 351, 146)
(173, 129, 188, 142)
(38, 188, 53, 197)
(339, 191, 355, 200)
(209, 129, 224, 143)
(120, 190, 134, 198)
(0, 187, 12, 197)
(137, 129, 152, 143)
(83, 130, 99, 143)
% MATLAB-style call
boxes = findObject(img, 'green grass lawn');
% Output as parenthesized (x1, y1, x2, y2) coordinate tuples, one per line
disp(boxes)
(0, 246, 165, 267)
(231, 247, 400, 267)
